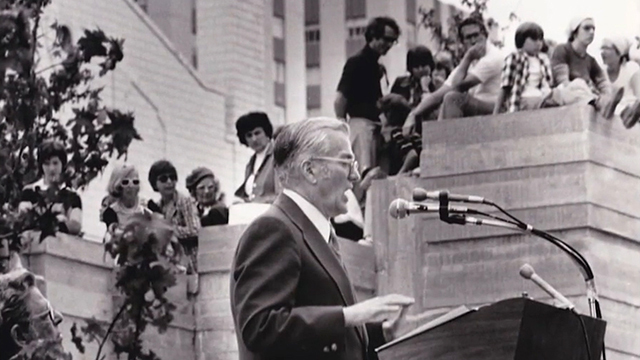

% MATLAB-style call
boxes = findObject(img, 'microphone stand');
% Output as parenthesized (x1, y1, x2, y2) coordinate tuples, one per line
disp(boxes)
(437, 192, 602, 320)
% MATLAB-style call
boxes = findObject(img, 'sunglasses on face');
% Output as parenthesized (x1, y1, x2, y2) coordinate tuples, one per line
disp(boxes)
(158, 174, 177, 183)
(121, 179, 140, 186)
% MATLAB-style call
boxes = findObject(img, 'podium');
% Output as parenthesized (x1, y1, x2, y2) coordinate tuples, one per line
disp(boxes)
(376, 298, 606, 360)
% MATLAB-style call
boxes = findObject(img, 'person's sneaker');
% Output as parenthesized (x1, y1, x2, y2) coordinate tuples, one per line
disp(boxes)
(621, 101, 640, 129)
(600, 87, 625, 119)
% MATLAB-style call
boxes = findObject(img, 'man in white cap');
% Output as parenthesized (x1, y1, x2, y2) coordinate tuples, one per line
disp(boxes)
(549, 17, 624, 119)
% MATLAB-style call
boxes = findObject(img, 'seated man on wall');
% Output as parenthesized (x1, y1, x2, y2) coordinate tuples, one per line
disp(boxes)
(401, 16, 504, 131)
(438, 16, 505, 120)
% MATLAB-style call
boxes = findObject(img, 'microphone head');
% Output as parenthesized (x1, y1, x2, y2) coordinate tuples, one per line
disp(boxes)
(389, 199, 409, 219)
(519, 263, 535, 280)
(412, 188, 429, 201)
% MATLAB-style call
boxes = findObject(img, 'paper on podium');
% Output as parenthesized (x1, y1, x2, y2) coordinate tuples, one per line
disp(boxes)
(376, 305, 475, 352)
(228, 203, 270, 225)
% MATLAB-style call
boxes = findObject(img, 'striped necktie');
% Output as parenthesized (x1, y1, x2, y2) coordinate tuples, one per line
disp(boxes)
(328, 227, 343, 263)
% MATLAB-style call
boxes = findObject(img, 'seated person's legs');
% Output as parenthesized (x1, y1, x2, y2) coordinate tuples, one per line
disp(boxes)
(438, 91, 494, 120)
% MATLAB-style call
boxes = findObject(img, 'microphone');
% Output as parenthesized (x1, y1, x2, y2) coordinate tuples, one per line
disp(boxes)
(388, 199, 468, 219)
(519, 263, 577, 312)
(412, 188, 486, 204)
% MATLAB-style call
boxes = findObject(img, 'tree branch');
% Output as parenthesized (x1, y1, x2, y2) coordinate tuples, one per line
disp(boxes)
(95, 300, 127, 360)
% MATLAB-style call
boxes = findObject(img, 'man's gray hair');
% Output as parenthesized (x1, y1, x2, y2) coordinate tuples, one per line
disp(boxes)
(273, 117, 349, 187)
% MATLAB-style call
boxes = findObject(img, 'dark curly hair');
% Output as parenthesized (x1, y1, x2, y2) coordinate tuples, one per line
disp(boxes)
(235, 112, 274, 146)
(364, 16, 401, 43)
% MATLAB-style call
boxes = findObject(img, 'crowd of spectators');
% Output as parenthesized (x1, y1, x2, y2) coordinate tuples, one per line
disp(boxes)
(21, 13, 640, 298)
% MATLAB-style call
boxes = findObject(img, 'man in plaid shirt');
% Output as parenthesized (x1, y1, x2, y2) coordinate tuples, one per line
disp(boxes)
(494, 22, 554, 114)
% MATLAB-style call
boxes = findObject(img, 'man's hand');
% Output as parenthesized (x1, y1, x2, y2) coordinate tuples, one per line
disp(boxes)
(382, 305, 411, 341)
(402, 112, 416, 137)
(343, 294, 414, 327)
(464, 42, 486, 62)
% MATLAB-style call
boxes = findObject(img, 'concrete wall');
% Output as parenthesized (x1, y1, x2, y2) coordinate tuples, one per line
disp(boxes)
(28, 225, 376, 360)
(370, 105, 640, 359)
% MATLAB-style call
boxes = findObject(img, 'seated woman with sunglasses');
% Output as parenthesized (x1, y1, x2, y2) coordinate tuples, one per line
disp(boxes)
(100, 164, 152, 231)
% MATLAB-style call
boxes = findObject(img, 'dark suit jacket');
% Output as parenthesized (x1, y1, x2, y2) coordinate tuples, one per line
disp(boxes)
(234, 142, 279, 203)
(230, 194, 384, 360)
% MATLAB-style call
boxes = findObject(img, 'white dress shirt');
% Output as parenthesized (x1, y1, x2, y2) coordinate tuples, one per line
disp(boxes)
(282, 189, 330, 243)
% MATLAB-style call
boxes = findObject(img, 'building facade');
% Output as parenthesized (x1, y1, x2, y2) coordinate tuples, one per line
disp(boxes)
(135, 0, 307, 126)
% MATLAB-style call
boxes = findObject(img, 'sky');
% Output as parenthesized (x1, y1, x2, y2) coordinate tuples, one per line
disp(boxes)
(441, 0, 640, 55)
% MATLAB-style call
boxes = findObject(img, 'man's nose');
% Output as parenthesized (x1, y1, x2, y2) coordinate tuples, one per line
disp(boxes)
(349, 168, 361, 182)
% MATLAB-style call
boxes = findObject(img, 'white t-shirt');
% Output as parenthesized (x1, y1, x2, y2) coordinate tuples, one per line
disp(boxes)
(611, 61, 640, 109)
(521, 55, 551, 98)
(244, 147, 268, 197)
(445, 42, 505, 103)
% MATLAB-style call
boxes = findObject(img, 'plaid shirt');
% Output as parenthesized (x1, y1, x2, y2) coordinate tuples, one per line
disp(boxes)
(500, 50, 553, 113)
(159, 190, 201, 240)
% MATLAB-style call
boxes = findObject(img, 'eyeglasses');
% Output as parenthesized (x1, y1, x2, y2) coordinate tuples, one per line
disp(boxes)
(121, 179, 140, 186)
(157, 174, 177, 183)
(309, 156, 360, 178)
(383, 36, 399, 45)
(30, 299, 62, 326)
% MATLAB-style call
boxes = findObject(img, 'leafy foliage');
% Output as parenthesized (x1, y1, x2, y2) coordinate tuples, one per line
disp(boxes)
(418, 0, 489, 66)
(0, 1, 178, 360)
(72, 212, 182, 360)
(0, 0, 140, 253)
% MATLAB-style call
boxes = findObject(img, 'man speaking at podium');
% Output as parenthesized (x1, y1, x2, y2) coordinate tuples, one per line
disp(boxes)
(230, 117, 414, 360)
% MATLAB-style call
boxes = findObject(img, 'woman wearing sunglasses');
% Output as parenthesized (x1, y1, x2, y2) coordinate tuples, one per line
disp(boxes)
(100, 164, 151, 230)
(148, 160, 201, 297)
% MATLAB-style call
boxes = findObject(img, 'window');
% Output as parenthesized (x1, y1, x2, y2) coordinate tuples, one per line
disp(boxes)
(305, 29, 320, 42)
(305, 0, 320, 25)
(273, 37, 286, 63)
(306, 85, 321, 109)
(273, 0, 285, 18)
(347, 26, 366, 39)
(192, 48, 198, 69)
(346, 26, 366, 57)
(273, 61, 286, 83)
(274, 82, 286, 107)
(406, 0, 416, 24)
(306, 42, 320, 67)
(191, 4, 197, 34)
(345, 0, 366, 20)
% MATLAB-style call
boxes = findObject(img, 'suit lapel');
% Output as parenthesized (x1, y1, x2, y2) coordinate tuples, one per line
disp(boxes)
(273, 195, 368, 346)
(274, 195, 355, 306)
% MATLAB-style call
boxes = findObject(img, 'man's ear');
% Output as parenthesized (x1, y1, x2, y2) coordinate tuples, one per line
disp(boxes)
(11, 323, 28, 347)
(300, 161, 317, 184)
